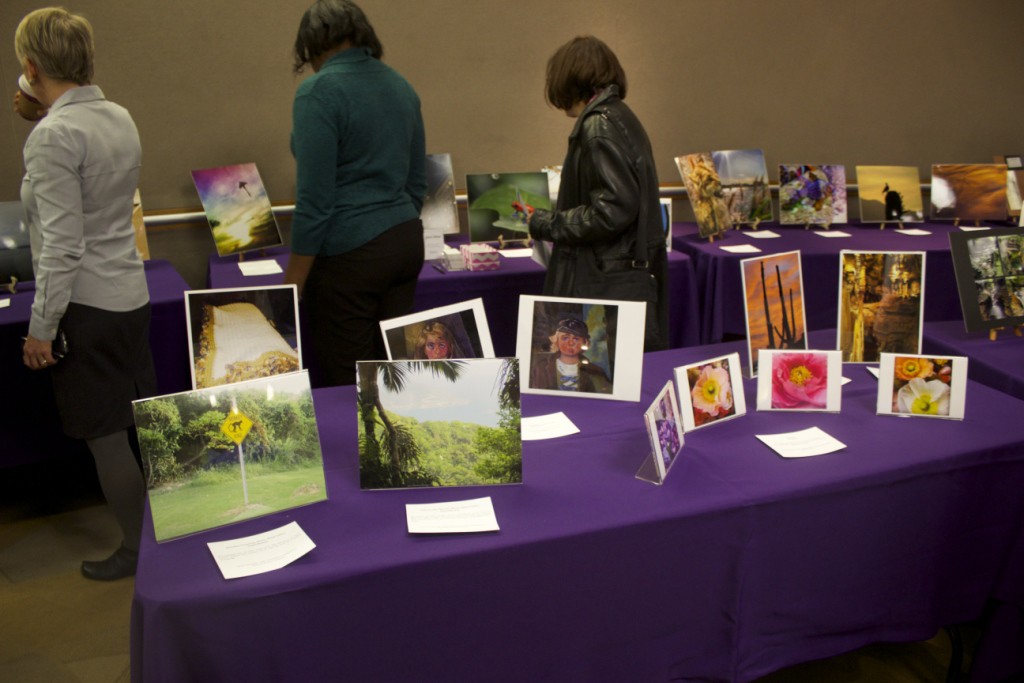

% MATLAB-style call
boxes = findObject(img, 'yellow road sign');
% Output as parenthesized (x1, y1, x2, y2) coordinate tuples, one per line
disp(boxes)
(221, 411, 253, 445)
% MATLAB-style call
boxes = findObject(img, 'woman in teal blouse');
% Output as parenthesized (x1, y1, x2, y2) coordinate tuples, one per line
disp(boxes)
(286, 0, 427, 386)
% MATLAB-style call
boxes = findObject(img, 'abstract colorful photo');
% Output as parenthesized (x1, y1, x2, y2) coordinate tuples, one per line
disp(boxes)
(191, 163, 282, 257)
(931, 164, 1008, 221)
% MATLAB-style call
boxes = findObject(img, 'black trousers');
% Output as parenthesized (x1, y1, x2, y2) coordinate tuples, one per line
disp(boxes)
(303, 218, 424, 387)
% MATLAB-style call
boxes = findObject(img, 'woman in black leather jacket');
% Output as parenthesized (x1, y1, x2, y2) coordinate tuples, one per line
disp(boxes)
(526, 35, 668, 351)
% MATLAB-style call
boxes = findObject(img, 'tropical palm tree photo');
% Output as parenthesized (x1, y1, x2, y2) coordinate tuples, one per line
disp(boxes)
(356, 358, 521, 490)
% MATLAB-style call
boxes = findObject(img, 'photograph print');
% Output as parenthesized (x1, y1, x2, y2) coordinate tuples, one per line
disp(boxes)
(756, 349, 842, 412)
(380, 299, 495, 360)
(711, 148, 773, 225)
(949, 228, 1024, 332)
(660, 197, 673, 251)
(931, 164, 1008, 221)
(1007, 163, 1022, 218)
(191, 162, 283, 257)
(422, 153, 459, 235)
(837, 250, 925, 363)
(778, 164, 847, 226)
(673, 352, 746, 432)
(856, 166, 924, 223)
(132, 371, 327, 542)
(516, 295, 646, 402)
(740, 250, 808, 376)
(421, 153, 458, 260)
(356, 358, 522, 490)
(185, 285, 301, 390)
(467, 171, 552, 243)
(876, 353, 968, 420)
(643, 380, 685, 482)
(676, 152, 732, 238)
(132, 189, 150, 260)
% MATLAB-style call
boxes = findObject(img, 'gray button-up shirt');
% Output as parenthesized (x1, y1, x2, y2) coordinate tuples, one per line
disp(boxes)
(21, 85, 147, 341)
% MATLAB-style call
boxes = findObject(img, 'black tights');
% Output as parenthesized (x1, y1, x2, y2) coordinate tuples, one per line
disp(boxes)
(86, 429, 144, 552)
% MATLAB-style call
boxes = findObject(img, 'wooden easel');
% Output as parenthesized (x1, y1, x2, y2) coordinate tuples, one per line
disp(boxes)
(496, 235, 532, 249)
(989, 325, 1023, 341)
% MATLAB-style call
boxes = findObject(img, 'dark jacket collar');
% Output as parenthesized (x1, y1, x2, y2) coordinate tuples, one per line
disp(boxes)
(568, 85, 621, 140)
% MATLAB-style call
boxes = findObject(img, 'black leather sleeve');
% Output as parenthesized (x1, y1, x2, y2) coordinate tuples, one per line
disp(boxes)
(529, 118, 639, 248)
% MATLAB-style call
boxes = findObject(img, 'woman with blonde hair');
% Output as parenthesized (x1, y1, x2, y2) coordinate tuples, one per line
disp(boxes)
(17, 7, 155, 580)
(413, 320, 462, 359)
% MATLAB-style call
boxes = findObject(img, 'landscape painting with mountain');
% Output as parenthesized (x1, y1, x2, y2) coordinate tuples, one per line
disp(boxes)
(356, 358, 522, 490)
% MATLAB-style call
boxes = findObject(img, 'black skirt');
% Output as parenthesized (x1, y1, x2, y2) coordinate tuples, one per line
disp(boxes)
(50, 302, 157, 440)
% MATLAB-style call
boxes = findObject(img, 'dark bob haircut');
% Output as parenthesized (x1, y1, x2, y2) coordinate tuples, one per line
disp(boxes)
(293, 0, 382, 72)
(544, 35, 628, 111)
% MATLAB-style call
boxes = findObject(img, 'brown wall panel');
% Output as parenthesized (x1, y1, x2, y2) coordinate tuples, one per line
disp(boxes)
(2, 0, 1022, 212)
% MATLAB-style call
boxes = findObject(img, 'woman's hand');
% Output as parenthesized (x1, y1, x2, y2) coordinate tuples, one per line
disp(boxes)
(14, 89, 47, 122)
(284, 253, 316, 299)
(22, 334, 57, 370)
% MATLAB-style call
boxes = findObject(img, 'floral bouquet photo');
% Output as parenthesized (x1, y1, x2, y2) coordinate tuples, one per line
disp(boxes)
(876, 353, 968, 420)
(756, 350, 842, 412)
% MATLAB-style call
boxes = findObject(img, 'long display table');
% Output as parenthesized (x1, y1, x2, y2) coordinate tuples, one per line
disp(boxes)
(0, 260, 191, 467)
(922, 319, 1024, 400)
(130, 335, 1024, 682)
(918, 320, 1024, 680)
(672, 221, 968, 344)
(206, 247, 701, 356)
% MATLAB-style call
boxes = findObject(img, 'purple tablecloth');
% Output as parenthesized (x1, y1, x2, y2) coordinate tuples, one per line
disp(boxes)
(0, 260, 191, 467)
(922, 319, 1024, 401)
(673, 221, 964, 344)
(208, 247, 701, 356)
(920, 321, 1024, 680)
(130, 338, 1024, 682)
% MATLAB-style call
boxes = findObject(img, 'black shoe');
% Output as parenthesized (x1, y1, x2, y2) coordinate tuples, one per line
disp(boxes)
(81, 544, 138, 581)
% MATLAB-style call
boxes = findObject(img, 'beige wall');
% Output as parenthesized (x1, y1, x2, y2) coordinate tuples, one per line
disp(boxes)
(2, 0, 1023, 212)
